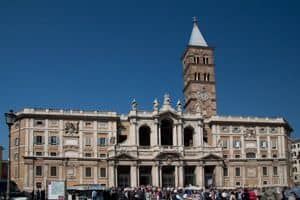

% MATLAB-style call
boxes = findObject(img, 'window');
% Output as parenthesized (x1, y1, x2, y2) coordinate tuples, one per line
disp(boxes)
(270, 127, 278, 133)
(262, 154, 267, 158)
(84, 121, 93, 128)
(260, 141, 268, 149)
(99, 154, 106, 158)
(85, 167, 92, 177)
(223, 167, 228, 176)
(223, 154, 228, 158)
(263, 181, 268, 185)
(36, 166, 42, 176)
(233, 140, 241, 148)
(14, 138, 19, 146)
(271, 140, 277, 149)
(85, 136, 92, 146)
(235, 167, 240, 176)
(35, 152, 43, 156)
(293, 167, 297, 172)
(49, 136, 59, 145)
(203, 56, 209, 64)
(50, 152, 57, 156)
(34, 136, 43, 145)
(139, 126, 151, 146)
(236, 182, 241, 186)
(222, 140, 228, 149)
(34, 120, 44, 126)
(246, 152, 256, 158)
(196, 56, 200, 64)
(97, 138, 106, 146)
(14, 153, 18, 160)
(235, 154, 241, 159)
(263, 167, 268, 176)
(232, 127, 241, 133)
(220, 126, 229, 132)
(273, 154, 277, 158)
(85, 153, 92, 157)
(100, 168, 106, 178)
(298, 144, 300, 148)
(50, 166, 57, 177)
(259, 127, 267, 133)
(273, 167, 278, 176)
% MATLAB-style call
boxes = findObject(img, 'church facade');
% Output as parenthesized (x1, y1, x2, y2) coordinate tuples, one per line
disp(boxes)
(9, 19, 293, 192)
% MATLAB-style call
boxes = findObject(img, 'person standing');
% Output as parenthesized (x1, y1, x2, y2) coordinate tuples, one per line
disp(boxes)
(92, 190, 97, 200)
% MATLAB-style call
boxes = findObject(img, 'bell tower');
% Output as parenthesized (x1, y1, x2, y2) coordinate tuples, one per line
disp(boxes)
(182, 17, 216, 118)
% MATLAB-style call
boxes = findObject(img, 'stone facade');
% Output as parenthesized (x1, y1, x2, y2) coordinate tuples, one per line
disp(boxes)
(291, 139, 300, 185)
(8, 19, 293, 191)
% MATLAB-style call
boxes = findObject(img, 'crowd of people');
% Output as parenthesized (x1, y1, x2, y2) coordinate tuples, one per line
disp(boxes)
(89, 186, 297, 200)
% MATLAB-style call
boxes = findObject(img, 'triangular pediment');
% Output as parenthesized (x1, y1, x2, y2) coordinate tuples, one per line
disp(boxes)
(114, 153, 136, 160)
(200, 153, 223, 161)
(157, 110, 179, 119)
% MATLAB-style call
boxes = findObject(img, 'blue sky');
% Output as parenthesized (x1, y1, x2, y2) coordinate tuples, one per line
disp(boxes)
(0, 0, 299, 158)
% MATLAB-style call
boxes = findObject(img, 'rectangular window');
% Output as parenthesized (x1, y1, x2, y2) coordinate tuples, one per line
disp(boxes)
(232, 127, 241, 133)
(85, 137, 91, 146)
(273, 167, 278, 176)
(233, 140, 241, 148)
(99, 154, 106, 158)
(49, 136, 59, 145)
(97, 138, 106, 146)
(222, 140, 228, 148)
(235, 167, 240, 176)
(50, 166, 57, 177)
(34, 120, 45, 126)
(34, 136, 43, 145)
(85, 153, 92, 157)
(223, 167, 228, 176)
(100, 168, 106, 178)
(14, 153, 18, 161)
(263, 167, 268, 176)
(50, 152, 57, 156)
(14, 138, 19, 146)
(85, 167, 92, 177)
(263, 180, 268, 185)
(36, 166, 42, 176)
(235, 154, 241, 159)
(236, 182, 241, 186)
(271, 140, 277, 149)
(35, 152, 43, 156)
(260, 141, 268, 149)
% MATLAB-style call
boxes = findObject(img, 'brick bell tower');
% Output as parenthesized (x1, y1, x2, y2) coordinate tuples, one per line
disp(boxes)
(182, 17, 217, 118)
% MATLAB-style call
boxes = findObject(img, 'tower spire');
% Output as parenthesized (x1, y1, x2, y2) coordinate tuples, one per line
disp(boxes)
(188, 17, 208, 47)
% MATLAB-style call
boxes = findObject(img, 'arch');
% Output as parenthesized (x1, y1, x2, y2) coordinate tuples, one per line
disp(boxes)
(139, 125, 151, 146)
(161, 119, 173, 146)
(184, 126, 194, 147)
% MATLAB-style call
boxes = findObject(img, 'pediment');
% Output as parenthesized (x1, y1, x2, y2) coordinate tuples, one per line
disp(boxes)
(114, 153, 136, 160)
(200, 153, 223, 161)
(156, 110, 179, 119)
(155, 152, 181, 160)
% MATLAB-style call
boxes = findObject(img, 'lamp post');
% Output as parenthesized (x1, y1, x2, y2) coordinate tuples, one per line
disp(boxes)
(4, 110, 17, 200)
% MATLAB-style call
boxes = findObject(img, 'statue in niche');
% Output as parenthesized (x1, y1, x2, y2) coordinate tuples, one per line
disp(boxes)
(65, 122, 79, 134)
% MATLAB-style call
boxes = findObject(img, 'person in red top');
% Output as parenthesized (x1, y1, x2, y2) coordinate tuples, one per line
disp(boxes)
(248, 189, 257, 200)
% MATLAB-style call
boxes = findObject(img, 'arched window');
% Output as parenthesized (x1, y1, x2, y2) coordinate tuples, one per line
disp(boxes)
(184, 126, 194, 147)
(139, 125, 151, 146)
(293, 167, 298, 172)
(203, 56, 209, 64)
(246, 152, 256, 158)
(207, 73, 210, 81)
(161, 119, 173, 146)
(194, 73, 197, 80)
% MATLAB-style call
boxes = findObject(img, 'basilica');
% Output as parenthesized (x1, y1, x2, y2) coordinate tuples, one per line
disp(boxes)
(9, 19, 292, 192)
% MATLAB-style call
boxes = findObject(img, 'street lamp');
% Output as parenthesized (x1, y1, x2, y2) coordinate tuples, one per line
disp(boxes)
(4, 110, 17, 200)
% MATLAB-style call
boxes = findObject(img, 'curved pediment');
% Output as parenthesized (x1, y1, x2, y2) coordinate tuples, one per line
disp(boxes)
(155, 152, 181, 160)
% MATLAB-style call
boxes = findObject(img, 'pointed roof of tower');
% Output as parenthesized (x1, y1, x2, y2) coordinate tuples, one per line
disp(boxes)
(188, 17, 208, 47)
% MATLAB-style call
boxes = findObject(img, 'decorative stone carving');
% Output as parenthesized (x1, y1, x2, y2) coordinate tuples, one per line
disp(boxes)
(131, 98, 137, 111)
(153, 98, 159, 111)
(244, 127, 256, 139)
(176, 100, 182, 112)
(163, 94, 171, 106)
(65, 122, 79, 134)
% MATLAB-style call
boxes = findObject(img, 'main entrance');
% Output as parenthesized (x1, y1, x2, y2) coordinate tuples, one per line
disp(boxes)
(162, 166, 175, 187)
(139, 166, 152, 186)
(117, 166, 130, 187)
(204, 166, 215, 188)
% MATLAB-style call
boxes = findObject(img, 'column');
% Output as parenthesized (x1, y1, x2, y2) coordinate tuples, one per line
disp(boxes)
(199, 123, 204, 147)
(152, 165, 159, 186)
(241, 135, 245, 158)
(108, 164, 115, 187)
(229, 136, 233, 158)
(257, 166, 262, 188)
(267, 136, 272, 157)
(173, 125, 177, 146)
(177, 123, 183, 146)
(196, 165, 203, 188)
(131, 165, 137, 187)
(152, 120, 158, 146)
(94, 166, 97, 183)
(256, 136, 261, 158)
(158, 123, 161, 146)
(175, 166, 179, 187)
(59, 120, 64, 156)
(79, 166, 83, 184)
(178, 165, 184, 187)
(159, 166, 162, 187)
(130, 119, 137, 145)
(215, 165, 223, 187)
(211, 125, 217, 146)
